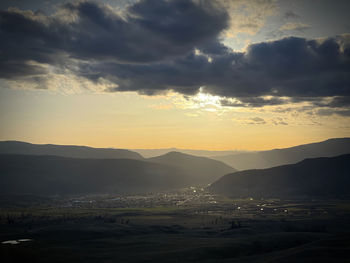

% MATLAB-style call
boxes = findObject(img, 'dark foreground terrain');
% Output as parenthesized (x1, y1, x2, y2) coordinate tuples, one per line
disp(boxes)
(1, 189, 350, 263)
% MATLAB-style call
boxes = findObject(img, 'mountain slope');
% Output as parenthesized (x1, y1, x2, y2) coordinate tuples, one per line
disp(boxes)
(212, 138, 350, 170)
(0, 154, 188, 195)
(0, 141, 143, 160)
(148, 151, 236, 185)
(208, 154, 350, 199)
(131, 148, 247, 158)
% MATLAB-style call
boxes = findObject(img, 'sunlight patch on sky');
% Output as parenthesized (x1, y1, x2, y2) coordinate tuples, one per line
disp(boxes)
(141, 90, 350, 130)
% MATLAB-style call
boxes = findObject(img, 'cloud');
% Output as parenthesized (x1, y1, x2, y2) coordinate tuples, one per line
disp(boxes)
(313, 96, 350, 108)
(249, 117, 266, 125)
(0, 0, 350, 114)
(222, 0, 278, 36)
(88, 35, 350, 101)
(284, 11, 299, 19)
(272, 117, 288, 125)
(317, 108, 350, 117)
(0, 0, 228, 79)
(66, 0, 228, 62)
(221, 96, 289, 108)
(279, 22, 310, 32)
(242, 117, 288, 126)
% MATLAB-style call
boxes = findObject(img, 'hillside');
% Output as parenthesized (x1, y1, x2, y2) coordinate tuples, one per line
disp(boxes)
(132, 148, 247, 158)
(208, 154, 350, 199)
(0, 141, 143, 160)
(212, 138, 350, 170)
(0, 154, 187, 195)
(148, 151, 236, 185)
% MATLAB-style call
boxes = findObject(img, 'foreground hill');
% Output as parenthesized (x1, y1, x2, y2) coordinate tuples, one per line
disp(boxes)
(212, 138, 350, 170)
(209, 154, 350, 199)
(0, 154, 187, 195)
(0, 141, 143, 160)
(148, 151, 236, 185)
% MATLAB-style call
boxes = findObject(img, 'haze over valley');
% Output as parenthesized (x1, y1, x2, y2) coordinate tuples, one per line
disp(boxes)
(1, 138, 350, 198)
(211, 138, 350, 170)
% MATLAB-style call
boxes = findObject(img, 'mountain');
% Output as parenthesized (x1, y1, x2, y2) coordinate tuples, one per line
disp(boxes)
(211, 138, 350, 170)
(0, 154, 187, 195)
(0, 141, 143, 160)
(148, 151, 236, 185)
(132, 148, 247, 158)
(208, 154, 350, 199)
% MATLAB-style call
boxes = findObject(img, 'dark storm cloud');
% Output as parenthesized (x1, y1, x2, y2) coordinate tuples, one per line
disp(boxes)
(0, 0, 350, 110)
(62, 0, 228, 62)
(90, 36, 350, 101)
(0, 8, 66, 78)
(313, 96, 350, 108)
(0, 0, 228, 79)
(311, 96, 350, 117)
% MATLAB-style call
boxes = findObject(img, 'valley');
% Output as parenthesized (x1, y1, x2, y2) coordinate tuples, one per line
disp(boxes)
(1, 189, 350, 263)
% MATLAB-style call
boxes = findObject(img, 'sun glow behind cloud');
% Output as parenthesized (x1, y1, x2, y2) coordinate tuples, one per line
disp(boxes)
(185, 89, 223, 111)
(1, 86, 349, 151)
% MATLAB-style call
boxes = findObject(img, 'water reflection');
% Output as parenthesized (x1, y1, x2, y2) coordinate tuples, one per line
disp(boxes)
(2, 239, 33, 245)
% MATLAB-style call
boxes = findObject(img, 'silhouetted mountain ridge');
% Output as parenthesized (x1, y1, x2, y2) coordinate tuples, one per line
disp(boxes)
(0, 154, 188, 195)
(131, 148, 248, 158)
(0, 141, 143, 160)
(209, 154, 350, 199)
(148, 151, 236, 185)
(212, 138, 350, 170)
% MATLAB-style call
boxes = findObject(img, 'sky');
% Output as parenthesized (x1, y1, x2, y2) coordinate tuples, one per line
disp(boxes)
(0, 0, 350, 151)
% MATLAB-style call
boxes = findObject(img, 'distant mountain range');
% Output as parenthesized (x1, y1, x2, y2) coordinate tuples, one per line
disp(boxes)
(0, 141, 143, 160)
(131, 148, 247, 158)
(0, 154, 188, 195)
(211, 138, 350, 170)
(2, 139, 350, 197)
(209, 154, 350, 199)
(148, 151, 236, 185)
(0, 141, 237, 189)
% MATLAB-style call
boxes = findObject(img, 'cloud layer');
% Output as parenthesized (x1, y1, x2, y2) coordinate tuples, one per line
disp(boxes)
(0, 0, 350, 113)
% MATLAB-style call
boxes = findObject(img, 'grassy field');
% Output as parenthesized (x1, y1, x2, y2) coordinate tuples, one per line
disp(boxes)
(1, 192, 350, 262)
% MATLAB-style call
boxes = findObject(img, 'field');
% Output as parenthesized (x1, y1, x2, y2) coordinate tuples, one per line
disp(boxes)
(1, 188, 350, 262)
